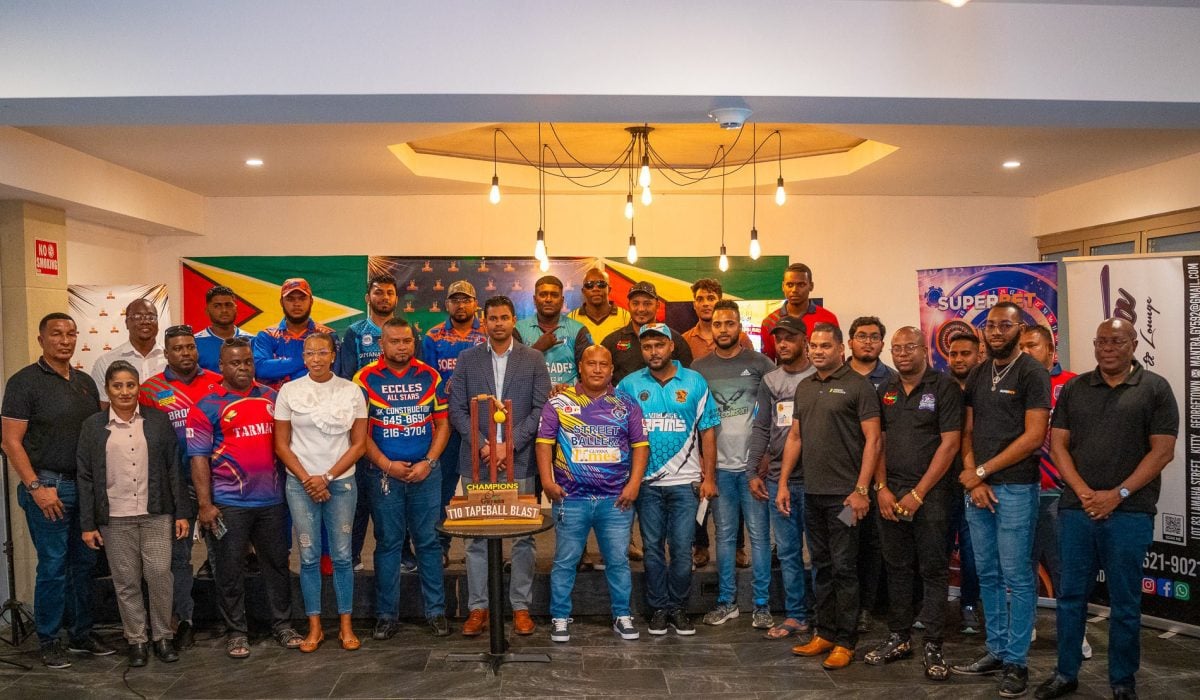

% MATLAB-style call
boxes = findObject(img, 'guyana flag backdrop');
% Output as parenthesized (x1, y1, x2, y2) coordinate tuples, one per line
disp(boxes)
(181, 255, 788, 338)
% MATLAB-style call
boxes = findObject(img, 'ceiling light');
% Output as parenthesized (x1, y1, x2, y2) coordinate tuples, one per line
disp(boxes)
(534, 229, 546, 262)
(749, 228, 761, 260)
(244, 158, 263, 167)
(641, 186, 653, 206)
(489, 129, 501, 204)
(939, 0, 970, 7)
(1003, 160, 1021, 169)
(718, 245, 729, 272)
(627, 233, 638, 264)
(624, 194, 634, 220)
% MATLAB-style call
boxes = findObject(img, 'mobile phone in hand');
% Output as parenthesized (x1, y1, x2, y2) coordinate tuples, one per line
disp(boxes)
(837, 505, 858, 527)
(212, 516, 228, 540)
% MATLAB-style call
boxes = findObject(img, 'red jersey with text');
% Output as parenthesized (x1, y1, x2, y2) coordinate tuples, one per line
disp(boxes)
(186, 383, 283, 508)
(354, 358, 448, 463)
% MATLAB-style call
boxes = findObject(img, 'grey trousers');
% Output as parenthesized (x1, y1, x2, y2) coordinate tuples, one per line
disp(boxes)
(462, 476, 536, 611)
(100, 514, 174, 644)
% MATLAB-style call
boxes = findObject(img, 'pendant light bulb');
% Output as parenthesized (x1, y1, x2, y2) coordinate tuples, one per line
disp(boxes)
(534, 229, 546, 262)
(489, 175, 501, 205)
(539, 255, 550, 273)
(627, 235, 639, 264)
(775, 177, 786, 206)
(639, 154, 651, 188)
(641, 186, 652, 206)
(718, 245, 729, 272)
(624, 194, 634, 220)
(749, 228, 761, 260)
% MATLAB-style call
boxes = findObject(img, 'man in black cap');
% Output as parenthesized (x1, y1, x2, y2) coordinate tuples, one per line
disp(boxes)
(601, 281, 692, 384)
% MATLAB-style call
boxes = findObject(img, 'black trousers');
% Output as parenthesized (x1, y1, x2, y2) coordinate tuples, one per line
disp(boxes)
(878, 482, 952, 641)
(805, 493, 862, 648)
(857, 492, 883, 612)
(207, 502, 292, 636)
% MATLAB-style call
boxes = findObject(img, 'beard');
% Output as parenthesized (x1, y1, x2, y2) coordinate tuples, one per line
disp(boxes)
(988, 333, 1021, 361)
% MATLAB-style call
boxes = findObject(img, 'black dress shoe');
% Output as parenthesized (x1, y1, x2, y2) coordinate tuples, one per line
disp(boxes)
(864, 632, 913, 665)
(154, 639, 180, 663)
(1112, 687, 1137, 700)
(951, 651, 1005, 675)
(1035, 675, 1078, 699)
(128, 642, 149, 668)
(427, 615, 451, 637)
(999, 664, 1029, 698)
(174, 620, 195, 650)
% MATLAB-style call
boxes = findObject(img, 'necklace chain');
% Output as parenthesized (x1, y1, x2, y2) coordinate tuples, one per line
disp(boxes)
(990, 357, 1018, 391)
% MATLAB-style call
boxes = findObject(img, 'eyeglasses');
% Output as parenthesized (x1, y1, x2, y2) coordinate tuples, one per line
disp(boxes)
(1093, 337, 1131, 348)
(890, 343, 922, 355)
(852, 333, 882, 343)
(128, 313, 158, 322)
(582, 280, 609, 290)
(303, 349, 333, 358)
(446, 296, 474, 305)
(983, 321, 1018, 332)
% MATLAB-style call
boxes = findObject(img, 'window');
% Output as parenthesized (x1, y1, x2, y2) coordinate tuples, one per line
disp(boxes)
(1037, 208, 1200, 260)
(1146, 230, 1200, 253)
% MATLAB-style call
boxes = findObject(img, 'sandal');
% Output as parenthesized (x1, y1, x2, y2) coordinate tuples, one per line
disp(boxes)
(274, 627, 304, 649)
(225, 635, 250, 659)
(765, 619, 810, 640)
(339, 633, 361, 651)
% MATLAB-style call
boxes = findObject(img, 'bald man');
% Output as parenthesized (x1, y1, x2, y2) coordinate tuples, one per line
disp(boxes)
(537, 345, 649, 642)
(1035, 319, 1178, 700)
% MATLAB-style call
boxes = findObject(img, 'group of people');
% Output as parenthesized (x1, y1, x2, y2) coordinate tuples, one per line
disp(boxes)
(0, 262, 1177, 700)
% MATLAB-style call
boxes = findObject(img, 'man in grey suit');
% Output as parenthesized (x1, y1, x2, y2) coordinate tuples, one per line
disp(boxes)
(449, 295, 552, 637)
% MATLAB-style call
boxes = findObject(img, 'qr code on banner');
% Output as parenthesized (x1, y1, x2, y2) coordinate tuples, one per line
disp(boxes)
(1162, 513, 1185, 544)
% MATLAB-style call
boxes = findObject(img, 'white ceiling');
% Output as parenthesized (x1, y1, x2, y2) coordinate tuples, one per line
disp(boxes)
(19, 123, 1200, 199)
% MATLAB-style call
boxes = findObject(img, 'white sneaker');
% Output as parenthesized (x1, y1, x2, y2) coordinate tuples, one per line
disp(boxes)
(550, 617, 572, 643)
(1081, 635, 1093, 660)
(612, 616, 640, 640)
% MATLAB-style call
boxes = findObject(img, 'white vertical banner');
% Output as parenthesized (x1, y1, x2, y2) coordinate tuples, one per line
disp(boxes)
(67, 284, 171, 376)
(1065, 255, 1197, 629)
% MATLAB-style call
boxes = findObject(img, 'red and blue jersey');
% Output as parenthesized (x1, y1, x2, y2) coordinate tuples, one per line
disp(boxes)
(186, 383, 283, 508)
(354, 358, 448, 463)
(139, 366, 221, 456)
(194, 326, 252, 374)
(1040, 366, 1076, 492)
(421, 318, 485, 386)
(252, 318, 338, 389)
(537, 385, 647, 499)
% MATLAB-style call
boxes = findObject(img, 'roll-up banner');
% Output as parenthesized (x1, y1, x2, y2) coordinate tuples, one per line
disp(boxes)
(1065, 255, 1198, 634)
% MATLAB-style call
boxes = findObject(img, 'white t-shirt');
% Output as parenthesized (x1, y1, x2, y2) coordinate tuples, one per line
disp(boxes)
(274, 373, 367, 479)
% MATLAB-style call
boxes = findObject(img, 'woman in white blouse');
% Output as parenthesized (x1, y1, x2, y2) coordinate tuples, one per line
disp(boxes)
(275, 333, 368, 652)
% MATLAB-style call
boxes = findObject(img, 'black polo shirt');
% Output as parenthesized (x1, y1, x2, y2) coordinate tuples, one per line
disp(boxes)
(964, 352, 1050, 485)
(879, 367, 963, 492)
(1052, 361, 1178, 514)
(601, 323, 693, 384)
(793, 363, 881, 495)
(1, 358, 101, 475)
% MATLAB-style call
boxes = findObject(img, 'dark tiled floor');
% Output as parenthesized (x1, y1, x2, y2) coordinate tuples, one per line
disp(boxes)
(2, 610, 1199, 698)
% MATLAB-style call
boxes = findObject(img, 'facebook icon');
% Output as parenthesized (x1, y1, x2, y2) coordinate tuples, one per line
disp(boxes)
(1156, 578, 1175, 598)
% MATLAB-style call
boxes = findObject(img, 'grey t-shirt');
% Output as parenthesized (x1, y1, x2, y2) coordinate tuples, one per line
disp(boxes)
(747, 364, 817, 482)
(693, 348, 777, 471)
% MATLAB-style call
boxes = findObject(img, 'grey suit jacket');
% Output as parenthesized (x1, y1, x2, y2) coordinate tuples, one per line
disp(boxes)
(448, 340, 551, 480)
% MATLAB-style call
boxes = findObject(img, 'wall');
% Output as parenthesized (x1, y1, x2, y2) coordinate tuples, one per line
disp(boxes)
(65, 218, 152, 285)
(93, 192, 1043, 337)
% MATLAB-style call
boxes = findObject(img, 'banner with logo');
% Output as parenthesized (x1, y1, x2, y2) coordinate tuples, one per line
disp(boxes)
(1065, 256, 1197, 630)
(67, 284, 173, 375)
(917, 263, 1060, 372)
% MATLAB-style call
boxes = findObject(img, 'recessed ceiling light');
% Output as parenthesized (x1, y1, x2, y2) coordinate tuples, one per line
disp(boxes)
(1002, 160, 1021, 169)
(245, 158, 264, 167)
(940, 0, 970, 7)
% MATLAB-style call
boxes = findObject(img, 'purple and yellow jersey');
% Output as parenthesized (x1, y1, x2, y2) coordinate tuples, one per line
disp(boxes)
(354, 358, 448, 463)
(186, 383, 283, 508)
(536, 385, 647, 499)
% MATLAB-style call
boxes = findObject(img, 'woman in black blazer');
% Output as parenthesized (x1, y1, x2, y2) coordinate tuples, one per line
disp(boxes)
(77, 360, 191, 668)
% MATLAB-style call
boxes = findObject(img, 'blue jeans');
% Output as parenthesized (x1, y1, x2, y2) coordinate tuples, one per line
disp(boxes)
(1055, 509, 1153, 690)
(636, 482, 698, 613)
(714, 470, 771, 607)
(767, 479, 810, 621)
(965, 482, 1039, 666)
(18, 478, 97, 646)
(285, 475, 357, 615)
(550, 497, 634, 618)
(371, 466, 446, 618)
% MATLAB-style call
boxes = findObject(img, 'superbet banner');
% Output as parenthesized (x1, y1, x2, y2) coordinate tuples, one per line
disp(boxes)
(1066, 256, 1198, 630)
(917, 263, 1060, 373)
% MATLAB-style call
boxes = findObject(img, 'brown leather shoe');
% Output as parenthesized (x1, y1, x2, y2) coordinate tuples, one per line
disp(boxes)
(692, 546, 710, 568)
(513, 609, 535, 635)
(735, 548, 750, 568)
(822, 645, 855, 670)
(462, 609, 488, 637)
(792, 635, 835, 657)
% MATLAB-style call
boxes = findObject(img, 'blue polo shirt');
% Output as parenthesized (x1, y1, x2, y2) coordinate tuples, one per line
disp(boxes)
(514, 315, 593, 385)
(616, 361, 720, 487)
(194, 326, 252, 373)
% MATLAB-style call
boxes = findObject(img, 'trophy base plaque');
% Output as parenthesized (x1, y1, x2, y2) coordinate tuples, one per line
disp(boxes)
(444, 482, 543, 527)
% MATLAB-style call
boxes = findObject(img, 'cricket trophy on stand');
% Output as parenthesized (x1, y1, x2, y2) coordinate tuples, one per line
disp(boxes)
(443, 395, 542, 526)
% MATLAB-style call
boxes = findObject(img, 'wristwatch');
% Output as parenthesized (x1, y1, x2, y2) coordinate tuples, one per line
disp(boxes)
(1119, 487, 1131, 500)
(873, 482, 886, 492)
(27, 479, 42, 491)
(975, 465, 987, 479)
(854, 484, 869, 496)
(427, 457, 440, 470)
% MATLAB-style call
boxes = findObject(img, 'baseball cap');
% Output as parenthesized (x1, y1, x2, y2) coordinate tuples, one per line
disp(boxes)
(280, 278, 312, 299)
(628, 281, 658, 300)
(771, 316, 808, 336)
(446, 280, 477, 299)
(638, 322, 672, 339)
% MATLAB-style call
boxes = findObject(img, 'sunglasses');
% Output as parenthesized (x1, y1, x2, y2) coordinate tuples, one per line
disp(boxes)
(582, 280, 609, 290)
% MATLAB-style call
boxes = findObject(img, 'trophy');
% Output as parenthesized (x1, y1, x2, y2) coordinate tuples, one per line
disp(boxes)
(443, 396, 543, 526)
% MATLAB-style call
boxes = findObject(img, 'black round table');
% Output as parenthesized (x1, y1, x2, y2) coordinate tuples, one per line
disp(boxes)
(436, 511, 555, 673)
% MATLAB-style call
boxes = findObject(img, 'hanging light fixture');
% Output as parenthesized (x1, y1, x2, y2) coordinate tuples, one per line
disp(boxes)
(775, 130, 787, 206)
(718, 146, 729, 272)
(624, 194, 634, 220)
(627, 216, 638, 263)
(749, 124, 762, 260)
(534, 229, 546, 262)
(641, 186, 652, 206)
(533, 127, 548, 263)
(638, 152, 651, 189)
(489, 129, 501, 204)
